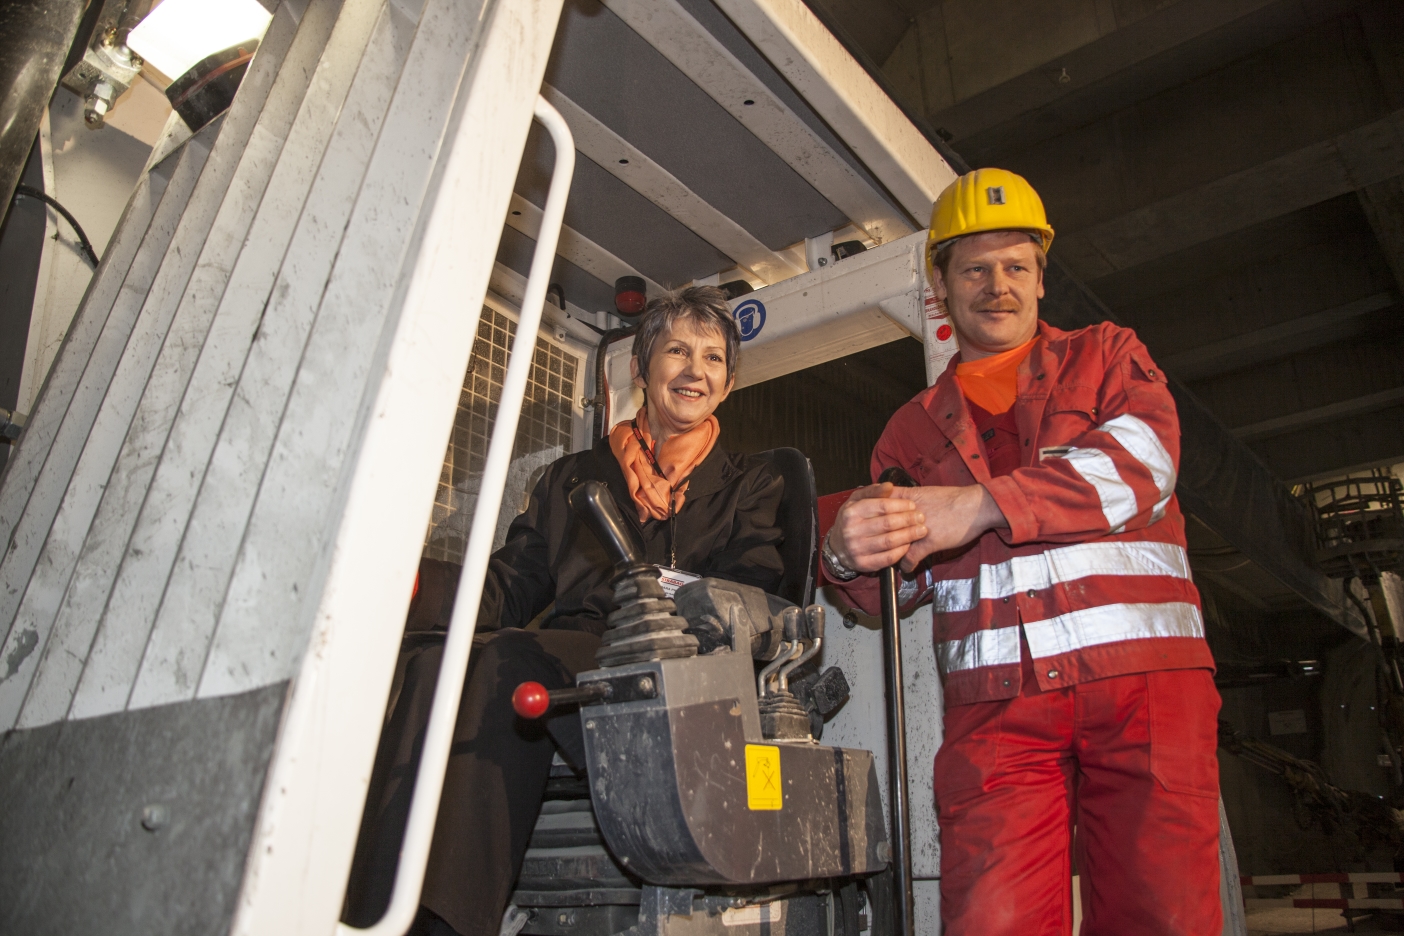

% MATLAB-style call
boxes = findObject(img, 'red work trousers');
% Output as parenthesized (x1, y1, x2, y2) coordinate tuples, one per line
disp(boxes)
(934, 647, 1222, 935)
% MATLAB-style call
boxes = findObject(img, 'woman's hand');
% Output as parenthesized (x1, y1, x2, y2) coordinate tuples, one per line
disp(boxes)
(828, 483, 927, 573)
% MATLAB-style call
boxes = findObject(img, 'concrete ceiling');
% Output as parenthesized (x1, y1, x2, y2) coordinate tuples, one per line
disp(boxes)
(814, 0, 1404, 487)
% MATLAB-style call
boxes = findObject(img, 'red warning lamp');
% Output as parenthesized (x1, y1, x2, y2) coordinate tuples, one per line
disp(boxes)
(614, 276, 646, 317)
(512, 681, 551, 719)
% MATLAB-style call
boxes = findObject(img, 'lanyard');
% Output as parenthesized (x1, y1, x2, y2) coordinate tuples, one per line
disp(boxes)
(631, 415, 681, 568)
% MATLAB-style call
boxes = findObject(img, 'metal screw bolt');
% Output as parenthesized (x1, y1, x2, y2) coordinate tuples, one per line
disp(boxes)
(141, 804, 169, 832)
(842, 611, 858, 630)
(638, 676, 654, 693)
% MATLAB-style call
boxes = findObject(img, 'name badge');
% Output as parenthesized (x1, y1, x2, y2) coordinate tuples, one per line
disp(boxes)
(656, 566, 700, 598)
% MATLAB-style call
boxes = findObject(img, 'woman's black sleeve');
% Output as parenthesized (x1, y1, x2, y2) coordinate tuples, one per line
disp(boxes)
(706, 461, 785, 594)
(475, 467, 560, 632)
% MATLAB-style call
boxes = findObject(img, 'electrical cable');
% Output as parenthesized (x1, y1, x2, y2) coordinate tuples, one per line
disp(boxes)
(12, 184, 99, 267)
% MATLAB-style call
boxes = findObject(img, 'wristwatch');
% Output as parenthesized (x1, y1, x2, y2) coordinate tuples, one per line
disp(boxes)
(821, 531, 861, 582)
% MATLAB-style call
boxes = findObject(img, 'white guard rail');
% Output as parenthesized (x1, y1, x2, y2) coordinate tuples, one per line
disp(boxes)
(339, 94, 576, 936)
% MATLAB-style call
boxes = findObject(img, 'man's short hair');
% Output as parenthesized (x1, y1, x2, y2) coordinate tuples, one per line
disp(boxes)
(930, 231, 1047, 284)
(632, 285, 741, 386)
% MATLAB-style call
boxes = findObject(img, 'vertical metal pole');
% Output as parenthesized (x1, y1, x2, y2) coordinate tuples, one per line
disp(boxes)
(877, 466, 915, 936)
(879, 566, 914, 936)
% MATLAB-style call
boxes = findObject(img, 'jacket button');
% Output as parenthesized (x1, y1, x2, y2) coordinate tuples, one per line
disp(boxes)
(1036, 374, 1045, 380)
(1026, 589, 1036, 598)
(1047, 669, 1059, 679)
(970, 453, 980, 460)
(1002, 597, 1009, 603)
(946, 413, 953, 419)
(1003, 679, 1012, 687)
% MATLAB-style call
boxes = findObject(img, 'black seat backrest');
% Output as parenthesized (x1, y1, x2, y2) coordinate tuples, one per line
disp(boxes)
(750, 448, 818, 608)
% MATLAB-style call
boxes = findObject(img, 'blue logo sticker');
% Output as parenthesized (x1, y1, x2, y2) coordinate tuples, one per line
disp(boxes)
(734, 299, 766, 342)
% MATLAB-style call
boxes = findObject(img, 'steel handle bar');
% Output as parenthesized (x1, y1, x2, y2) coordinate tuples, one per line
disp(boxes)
(338, 94, 575, 936)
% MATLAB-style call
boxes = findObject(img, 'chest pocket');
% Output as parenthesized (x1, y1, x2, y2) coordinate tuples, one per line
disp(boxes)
(1040, 385, 1101, 454)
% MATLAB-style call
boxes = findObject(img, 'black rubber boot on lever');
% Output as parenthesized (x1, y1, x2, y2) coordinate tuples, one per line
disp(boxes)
(877, 465, 917, 936)
(567, 481, 698, 666)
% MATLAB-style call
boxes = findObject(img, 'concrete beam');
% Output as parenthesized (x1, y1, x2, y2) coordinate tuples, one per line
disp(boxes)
(1251, 401, 1404, 483)
(1235, 386, 1404, 441)
(928, 0, 1347, 162)
(1358, 176, 1404, 296)
(1165, 292, 1397, 381)
(1062, 108, 1404, 282)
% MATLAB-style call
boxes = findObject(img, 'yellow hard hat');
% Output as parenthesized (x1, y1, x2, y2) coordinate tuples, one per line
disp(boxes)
(927, 168, 1054, 281)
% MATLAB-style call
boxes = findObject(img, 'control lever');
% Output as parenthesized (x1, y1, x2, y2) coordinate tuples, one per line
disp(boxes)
(877, 465, 917, 936)
(568, 481, 699, 666)
(568, 480, 645, 569)
(758, 608, 803, 697)
(512, 680, 611, 719)
(778, 606, 824, 693)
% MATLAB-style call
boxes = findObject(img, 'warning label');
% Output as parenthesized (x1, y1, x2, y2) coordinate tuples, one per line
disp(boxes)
(745, 744, 783, 810)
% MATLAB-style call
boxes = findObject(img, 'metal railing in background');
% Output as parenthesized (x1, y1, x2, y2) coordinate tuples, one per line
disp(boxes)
(338, 93, 575, 936)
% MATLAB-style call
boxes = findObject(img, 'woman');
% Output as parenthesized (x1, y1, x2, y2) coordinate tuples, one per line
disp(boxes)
(345, 287, 785, 936)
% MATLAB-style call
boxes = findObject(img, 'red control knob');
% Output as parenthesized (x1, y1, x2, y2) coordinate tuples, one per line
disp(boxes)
(512, 681, 551, 719)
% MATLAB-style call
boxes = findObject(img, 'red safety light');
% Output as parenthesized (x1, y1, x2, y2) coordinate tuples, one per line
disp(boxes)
(614, 276, 646, 316)
(512, 681, 551, 719)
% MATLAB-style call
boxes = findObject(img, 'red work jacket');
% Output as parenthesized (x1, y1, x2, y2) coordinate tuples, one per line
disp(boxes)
(832, 320, 1214, 707)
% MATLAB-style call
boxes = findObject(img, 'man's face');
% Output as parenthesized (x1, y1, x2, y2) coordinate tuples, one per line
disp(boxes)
(932, 231, 1044, 359)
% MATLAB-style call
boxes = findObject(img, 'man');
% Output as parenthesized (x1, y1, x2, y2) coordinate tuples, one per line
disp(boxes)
(824, 168, 1221, 935)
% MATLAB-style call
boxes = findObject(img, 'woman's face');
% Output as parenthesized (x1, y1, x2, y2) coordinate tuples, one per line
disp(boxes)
(631, 316, 733, 441)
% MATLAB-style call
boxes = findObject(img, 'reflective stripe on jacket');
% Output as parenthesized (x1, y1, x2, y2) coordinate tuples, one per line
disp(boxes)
(833, 320, 1214, 706)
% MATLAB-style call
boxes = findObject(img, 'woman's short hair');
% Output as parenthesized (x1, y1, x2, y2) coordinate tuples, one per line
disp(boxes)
(632, 285, 741, 386)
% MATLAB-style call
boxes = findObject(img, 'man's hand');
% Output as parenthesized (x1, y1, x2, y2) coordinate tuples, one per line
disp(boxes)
(898, 485, 1008, 572)
(829, 483, 928, 574)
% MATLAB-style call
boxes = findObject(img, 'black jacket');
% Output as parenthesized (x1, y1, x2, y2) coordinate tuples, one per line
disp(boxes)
(410, 437, 785, 637)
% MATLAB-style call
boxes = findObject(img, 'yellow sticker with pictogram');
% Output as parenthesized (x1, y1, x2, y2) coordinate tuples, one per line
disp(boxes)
(745, 744, 783, 810)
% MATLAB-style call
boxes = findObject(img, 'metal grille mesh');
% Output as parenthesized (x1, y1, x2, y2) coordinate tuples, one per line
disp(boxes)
(423, 307, 578, 563)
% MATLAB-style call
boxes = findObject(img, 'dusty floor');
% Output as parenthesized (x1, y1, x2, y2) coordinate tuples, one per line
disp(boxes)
(1246, 907, 1404, 934)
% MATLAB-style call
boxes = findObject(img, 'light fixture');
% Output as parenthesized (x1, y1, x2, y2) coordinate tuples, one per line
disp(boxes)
(128, 0, 273, 85)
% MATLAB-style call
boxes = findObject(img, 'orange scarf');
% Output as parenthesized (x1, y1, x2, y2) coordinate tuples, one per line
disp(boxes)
(955, 337, 1038, 415)
(608, 407, 720, 522)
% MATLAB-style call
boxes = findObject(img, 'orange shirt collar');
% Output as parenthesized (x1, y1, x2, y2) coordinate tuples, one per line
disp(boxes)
(954, 336, 1039, 415)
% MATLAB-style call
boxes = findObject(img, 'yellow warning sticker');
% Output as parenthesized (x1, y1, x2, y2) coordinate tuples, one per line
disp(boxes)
(745, 744, 783, 810)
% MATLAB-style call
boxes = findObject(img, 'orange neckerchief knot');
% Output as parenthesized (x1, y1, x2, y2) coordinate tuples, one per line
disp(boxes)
(607, 407, 720, 523)
(955, 336, 1039, 415)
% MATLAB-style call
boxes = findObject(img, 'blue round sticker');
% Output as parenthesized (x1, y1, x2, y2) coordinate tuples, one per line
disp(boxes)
(733, 298, 766, 342)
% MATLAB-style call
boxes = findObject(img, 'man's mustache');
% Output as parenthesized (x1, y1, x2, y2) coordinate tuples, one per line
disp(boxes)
(973, 304, 1022, 314)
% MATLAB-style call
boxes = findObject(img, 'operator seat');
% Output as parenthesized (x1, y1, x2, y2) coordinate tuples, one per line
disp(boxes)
(749, 447, 819, 608)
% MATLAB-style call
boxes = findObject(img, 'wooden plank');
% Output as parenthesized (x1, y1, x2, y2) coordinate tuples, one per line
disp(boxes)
(15, 3, 313, 727)
(191, 0, 497, 700)
(120, 0, 400, 711)
(0, 140, 212, 730)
